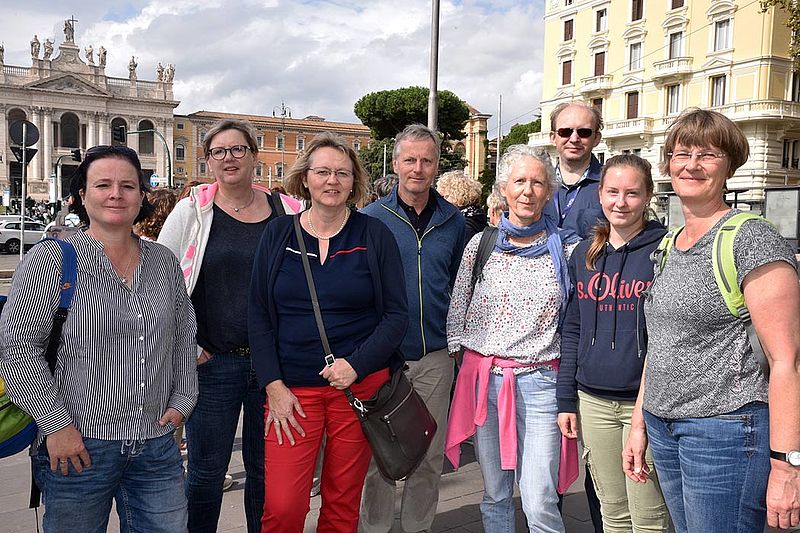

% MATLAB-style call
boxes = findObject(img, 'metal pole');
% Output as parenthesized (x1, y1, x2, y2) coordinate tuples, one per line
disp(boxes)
(427, 0, 440, 133)
(383, 143, 387, 177)
(54, 154, 65, 204)
(497, 94, 503, 155)
(127, 129, 172, 187)
(20, 123, 27, 261)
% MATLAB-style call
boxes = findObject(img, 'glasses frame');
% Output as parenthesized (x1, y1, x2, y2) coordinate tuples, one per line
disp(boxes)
(207, 145, 251, 161)
(555, 127, 595, 139)
(308, 167, 354, 180)
(667, 151, 728, 165)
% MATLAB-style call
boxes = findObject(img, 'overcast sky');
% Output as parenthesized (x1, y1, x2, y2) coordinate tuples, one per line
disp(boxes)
(0, 1, 545, 138)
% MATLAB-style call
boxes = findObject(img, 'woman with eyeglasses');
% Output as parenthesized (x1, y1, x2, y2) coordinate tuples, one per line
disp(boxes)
(159, 119, 300, 533)
(622, 108, 800, 532)
(0, 145, 197, 532)
(249, 132, 407, 531)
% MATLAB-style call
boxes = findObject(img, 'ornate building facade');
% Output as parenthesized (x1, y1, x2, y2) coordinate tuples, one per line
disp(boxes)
(529, 0, 800, 212)
(0, 18, 177, 201)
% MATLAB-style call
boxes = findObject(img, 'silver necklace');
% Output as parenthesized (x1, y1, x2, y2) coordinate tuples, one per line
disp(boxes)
(221, 190, 256, 213)
(119, 243, 138, 285)
(307, 207, 349, 240)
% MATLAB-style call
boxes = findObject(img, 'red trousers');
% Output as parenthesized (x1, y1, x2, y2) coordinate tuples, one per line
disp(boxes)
(262, 369, 388, 532)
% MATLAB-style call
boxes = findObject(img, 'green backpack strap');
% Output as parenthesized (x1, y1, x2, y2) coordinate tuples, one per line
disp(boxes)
(712, 212, 771, 379)
(652, 226, 681, 275)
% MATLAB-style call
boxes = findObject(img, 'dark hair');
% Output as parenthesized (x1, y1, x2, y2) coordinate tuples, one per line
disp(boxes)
(585, 154, 654, 271)
(659, 108, 749, 178)
(284, 132, 370, 206)
(69, 145, 153, 226)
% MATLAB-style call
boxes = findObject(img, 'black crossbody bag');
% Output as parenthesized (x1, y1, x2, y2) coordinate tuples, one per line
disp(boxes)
(292, 214, 436, 481)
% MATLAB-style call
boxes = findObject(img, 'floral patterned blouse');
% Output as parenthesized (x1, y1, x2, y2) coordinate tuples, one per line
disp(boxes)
(447, 231, 576, 373)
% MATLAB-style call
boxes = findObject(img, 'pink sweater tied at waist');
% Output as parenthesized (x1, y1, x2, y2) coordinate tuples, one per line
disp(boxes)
(445, 349, 578, 494)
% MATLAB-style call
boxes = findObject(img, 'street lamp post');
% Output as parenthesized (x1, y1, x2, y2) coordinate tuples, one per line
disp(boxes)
(122, 128, 173, 187)
(273, 102, 292, 189)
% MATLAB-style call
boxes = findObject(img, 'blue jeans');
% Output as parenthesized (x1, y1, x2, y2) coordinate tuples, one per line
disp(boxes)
(33, 432, 186, 533)
(186, 353, 265, 533)
(644, 402, 770, 533)
(474, 368, 564, 533)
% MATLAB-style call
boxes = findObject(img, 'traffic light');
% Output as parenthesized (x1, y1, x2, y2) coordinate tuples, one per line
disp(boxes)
(70, 149, 81, 162)
(112, 126, 127, 143)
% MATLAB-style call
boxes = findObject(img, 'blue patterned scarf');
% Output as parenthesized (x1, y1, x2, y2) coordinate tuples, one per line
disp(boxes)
(495, 212, 578, 323)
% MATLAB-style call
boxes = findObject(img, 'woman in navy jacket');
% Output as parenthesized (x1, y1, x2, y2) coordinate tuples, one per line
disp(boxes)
(248, 133, 407, 532)
(556, 154, 671, 531)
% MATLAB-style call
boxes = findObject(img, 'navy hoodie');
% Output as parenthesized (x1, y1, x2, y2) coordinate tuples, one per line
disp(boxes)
(556, 220, 667, 413)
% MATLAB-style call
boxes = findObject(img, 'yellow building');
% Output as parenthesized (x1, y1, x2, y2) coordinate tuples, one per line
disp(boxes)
(452, 104, 491, 180)
(530, 0, 800, 210)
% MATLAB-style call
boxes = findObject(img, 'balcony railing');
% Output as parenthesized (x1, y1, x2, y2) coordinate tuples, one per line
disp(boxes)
(604, 117, 655, 137)
(579, 74, 613, 95)
(652, 57, 693, 81)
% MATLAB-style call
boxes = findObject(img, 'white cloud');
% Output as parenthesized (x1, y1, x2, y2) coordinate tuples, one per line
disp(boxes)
(0, 0, 545, 136)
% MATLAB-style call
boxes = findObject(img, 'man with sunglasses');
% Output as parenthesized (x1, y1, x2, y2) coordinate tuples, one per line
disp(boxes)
(548, 102, 605, 239)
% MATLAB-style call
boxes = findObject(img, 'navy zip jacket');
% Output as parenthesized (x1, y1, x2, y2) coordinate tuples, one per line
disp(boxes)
(556, 220, 667, 413)
(361, 186, 465, 361)
(248, 212, 408, 389)
(547, 154, 605, 239)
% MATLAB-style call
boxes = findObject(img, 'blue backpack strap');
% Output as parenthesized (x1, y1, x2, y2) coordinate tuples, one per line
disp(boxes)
(39, 238, 77, 374)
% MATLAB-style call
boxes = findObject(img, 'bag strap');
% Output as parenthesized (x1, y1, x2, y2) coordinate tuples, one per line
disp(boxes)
(41, 238, 77, 374)
(292, 215, 364, 412)
(470, 227, 498, 289)
(711, 212, 771, 379)
(272, 193, 287, 217)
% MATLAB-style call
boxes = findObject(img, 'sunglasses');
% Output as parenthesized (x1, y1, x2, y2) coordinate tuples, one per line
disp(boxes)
(555, 127, 595, 139)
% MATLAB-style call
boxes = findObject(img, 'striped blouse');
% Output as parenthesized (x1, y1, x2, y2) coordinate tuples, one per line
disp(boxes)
(0, 230, 198, 442)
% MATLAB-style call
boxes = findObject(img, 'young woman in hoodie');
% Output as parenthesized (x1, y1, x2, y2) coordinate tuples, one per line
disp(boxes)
(556, 154, 671, 532)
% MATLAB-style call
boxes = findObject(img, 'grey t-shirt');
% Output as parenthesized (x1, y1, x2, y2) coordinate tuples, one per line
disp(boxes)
(643, 210, 796, 418)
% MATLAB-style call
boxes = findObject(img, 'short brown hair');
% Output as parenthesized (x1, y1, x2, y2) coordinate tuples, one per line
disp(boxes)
(284, 132, 370, 206)
(549, 102, 604, 132)
(202, 119, 259, 159)
(659, 108, 749, 177)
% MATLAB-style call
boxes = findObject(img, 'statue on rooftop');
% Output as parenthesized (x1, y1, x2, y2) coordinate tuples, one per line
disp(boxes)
(85, 44, 94, 65)
(165, 63, 175, 83)
(43, 39, 54, 60)
(64, 18, 75, 43)
(30, 35, 40, 59)
(98, 46, 107, 67)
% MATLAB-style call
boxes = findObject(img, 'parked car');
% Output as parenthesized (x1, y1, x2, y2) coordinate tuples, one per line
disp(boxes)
(43, 214, 82, 241)
(0, 220, 46, 254)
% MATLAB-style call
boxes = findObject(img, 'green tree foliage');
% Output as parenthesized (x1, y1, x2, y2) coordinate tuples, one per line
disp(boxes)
(499, 118, 542, 156)
(761, 1, 800, 67)
(354, 86, 470, 142)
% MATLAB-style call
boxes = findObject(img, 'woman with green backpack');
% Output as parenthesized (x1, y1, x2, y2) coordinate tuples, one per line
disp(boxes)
(623, 108, 800, 532)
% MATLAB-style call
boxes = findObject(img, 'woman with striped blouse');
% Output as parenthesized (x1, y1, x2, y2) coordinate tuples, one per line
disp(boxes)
(0, 145, 198, 532)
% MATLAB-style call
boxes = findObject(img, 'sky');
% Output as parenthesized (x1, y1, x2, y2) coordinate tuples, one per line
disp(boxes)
(0, 1, 546, 138)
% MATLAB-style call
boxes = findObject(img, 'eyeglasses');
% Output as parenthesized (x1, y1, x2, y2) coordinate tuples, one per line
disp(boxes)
(308, 167, 354, 179)
(208, 145, 251, 160)
(668, 151, 727, 164)
(555, 127, 595, 139)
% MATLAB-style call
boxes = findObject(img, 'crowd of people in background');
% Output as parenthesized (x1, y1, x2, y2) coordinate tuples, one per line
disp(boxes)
(2, 105, 800, 533)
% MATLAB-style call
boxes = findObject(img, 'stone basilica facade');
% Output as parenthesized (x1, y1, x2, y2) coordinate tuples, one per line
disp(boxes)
(0, 18, 177, 201)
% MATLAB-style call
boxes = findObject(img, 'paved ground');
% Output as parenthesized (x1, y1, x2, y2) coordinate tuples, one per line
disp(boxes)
(3, 418, 797, 533)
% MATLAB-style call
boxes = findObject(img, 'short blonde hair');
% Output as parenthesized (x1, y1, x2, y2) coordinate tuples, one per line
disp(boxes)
(284, 132, 370, 206)
(202, 119, 259, 158)
(436, 170, 482, 208)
